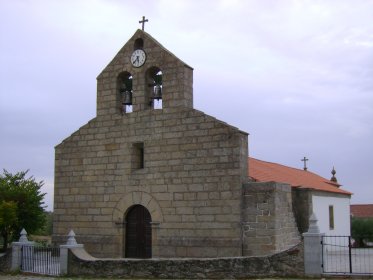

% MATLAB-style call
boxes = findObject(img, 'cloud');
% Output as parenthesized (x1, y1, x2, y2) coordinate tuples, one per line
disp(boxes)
(0, 0, 372, 208)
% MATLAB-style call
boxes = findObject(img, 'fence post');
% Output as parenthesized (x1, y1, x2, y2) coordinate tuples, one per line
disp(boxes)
(11, 229, 34, 271)
(59, 230, 83, 275)
(303, 213, 324, 276)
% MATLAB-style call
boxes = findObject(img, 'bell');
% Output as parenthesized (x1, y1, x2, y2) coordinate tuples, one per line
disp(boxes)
(122, 90, 132, 105)
(152, 84, 162, 100)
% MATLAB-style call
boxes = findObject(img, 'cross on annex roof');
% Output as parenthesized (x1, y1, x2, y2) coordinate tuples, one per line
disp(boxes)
(139, 16, 148, 31)
(301, 156, 309, 171)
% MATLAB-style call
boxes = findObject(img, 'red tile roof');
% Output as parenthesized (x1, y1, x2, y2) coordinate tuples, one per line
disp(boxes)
(248, 157, 352, 195)
(350, 204, 373, 218)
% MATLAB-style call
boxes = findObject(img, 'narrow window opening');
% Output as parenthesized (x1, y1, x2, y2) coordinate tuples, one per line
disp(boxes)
(134, 38, 144, 50)
(329, 205, 334, 230)
(146, 67, 163, 110)
(153, 71, 162, 109)
(132, 143, 144, 170)
(118, 73, 133, 114)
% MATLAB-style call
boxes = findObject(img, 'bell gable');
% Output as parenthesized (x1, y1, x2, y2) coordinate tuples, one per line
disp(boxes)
(96, 29, 193, 117)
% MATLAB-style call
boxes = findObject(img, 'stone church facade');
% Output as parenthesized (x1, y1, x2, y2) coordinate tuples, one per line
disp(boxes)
(53, 29, 300, 258)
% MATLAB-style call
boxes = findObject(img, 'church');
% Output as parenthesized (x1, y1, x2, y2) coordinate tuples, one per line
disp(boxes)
(52, 26, 349, 258)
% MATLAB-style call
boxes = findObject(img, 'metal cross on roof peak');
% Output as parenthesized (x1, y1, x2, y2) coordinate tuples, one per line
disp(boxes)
(139, 16, 148, 31)
(301, 156, 309, 171)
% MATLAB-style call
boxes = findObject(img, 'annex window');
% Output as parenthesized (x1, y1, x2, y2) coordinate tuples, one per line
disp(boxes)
(329, 205, 334, 230)
(132, 142, 144, 170)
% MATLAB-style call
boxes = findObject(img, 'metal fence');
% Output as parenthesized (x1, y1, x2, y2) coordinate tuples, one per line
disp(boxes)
(21, 244, 60, 276)
(322, 236, 373, 275)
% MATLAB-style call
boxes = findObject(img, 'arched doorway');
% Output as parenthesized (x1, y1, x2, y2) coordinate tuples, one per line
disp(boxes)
(125, 204, 152, 258)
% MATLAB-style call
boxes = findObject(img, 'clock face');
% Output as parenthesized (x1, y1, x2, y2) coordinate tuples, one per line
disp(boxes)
(131, 49, 146, 67)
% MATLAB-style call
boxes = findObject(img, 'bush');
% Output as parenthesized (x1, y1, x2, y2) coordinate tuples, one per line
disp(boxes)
(351, 218, 373, 247)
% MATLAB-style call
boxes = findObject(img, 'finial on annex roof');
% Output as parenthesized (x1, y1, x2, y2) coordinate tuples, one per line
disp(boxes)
(301, 156, 309, 171)
(330, 166, 338, 183)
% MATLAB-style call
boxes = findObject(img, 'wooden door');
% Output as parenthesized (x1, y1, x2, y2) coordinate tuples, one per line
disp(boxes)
(125, 205, 152, 258)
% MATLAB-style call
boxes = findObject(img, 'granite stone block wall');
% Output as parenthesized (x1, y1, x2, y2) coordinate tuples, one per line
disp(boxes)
(242, 182, 300, 256)
(66, 243, 304, 278)
(53, 105, 248, 258)
(292, 188, 313, 234)
(53, 30, 251, 258)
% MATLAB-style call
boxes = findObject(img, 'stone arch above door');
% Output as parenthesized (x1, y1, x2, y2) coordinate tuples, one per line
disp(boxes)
(112, 191, 163, 224)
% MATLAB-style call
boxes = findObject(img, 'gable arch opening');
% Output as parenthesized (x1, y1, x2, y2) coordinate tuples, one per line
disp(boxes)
(117, 71, 133, 114)
(134, 38, 144, 50)
(146, 66, 163, 109)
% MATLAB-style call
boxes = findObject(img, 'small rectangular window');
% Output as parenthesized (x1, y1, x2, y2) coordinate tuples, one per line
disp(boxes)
(132, 142, 144, 170)
(329, 205, 334, 230)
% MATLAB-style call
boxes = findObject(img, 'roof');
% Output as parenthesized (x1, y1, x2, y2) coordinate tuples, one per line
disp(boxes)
(248, 157, 352, 195)
(350, 204, 373, 218)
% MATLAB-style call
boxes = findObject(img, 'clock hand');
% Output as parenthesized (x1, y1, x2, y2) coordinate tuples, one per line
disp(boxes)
(132, 56, 139, 64)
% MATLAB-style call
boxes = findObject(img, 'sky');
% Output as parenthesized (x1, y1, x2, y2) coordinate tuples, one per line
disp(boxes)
(0, 0, 372, 211)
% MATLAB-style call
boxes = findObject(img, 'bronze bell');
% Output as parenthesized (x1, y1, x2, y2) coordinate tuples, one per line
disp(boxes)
(152, 84, 162, 100)
(122, 90, 132, 105)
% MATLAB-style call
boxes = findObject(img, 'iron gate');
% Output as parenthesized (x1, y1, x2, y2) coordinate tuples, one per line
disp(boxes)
(322, 236, 373, 275)
(21, 244, 60, 276)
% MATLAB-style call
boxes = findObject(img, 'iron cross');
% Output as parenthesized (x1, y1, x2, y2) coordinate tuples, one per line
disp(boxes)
(301, 156, 309, 171)
(139, 16, 148, 31)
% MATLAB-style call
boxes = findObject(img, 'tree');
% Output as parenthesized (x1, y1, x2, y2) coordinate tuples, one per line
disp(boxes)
(34, 211, 53, 236)
(0, 201, 18, 249)
(0, 170, 46, 251)
(351, 218, 373, 247)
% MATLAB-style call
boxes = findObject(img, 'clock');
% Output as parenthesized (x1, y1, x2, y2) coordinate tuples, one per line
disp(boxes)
(131, 49, 146, 67)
